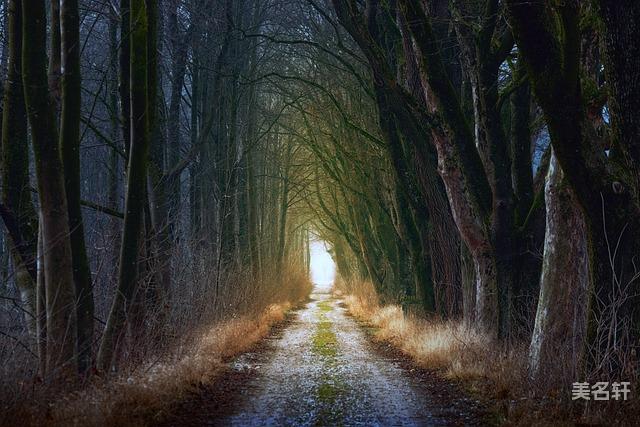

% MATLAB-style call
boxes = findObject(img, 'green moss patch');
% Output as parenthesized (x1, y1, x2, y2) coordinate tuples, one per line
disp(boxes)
(311, 299, 346, 426)
(312, 319, 338, 358)
(317, 300, 333, 313)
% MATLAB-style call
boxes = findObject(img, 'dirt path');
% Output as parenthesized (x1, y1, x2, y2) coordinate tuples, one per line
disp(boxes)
(162, 292, 486, 426)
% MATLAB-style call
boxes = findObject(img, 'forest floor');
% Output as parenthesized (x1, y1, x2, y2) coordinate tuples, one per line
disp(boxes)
(161, 291, 488, 426)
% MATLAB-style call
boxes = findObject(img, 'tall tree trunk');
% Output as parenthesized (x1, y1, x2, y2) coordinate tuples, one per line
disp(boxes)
(60, 0, 94, 374)
(22, 0, 77, 378)
(166, 0, 189, 231)
(108, 12, 122, 277)
(189, 51, 201, 237)
(146, 0, 171, 309)
(246, 129, 261, 280)
(506, 0, 640, 377)
(97, 0, 150, 371)
(1, 0, 38, 337)
(529, 152, 589, 383)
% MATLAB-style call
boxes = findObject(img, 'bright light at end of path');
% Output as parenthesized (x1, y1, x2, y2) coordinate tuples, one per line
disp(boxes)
(310, 240, 335, 292)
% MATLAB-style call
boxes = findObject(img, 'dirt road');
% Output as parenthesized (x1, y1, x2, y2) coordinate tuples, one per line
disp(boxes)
(163, 292, 486, 426)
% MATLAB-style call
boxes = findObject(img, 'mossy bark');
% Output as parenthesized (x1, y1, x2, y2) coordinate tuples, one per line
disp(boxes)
(529, 152, 588, 382)
(506, 0, 640, 376)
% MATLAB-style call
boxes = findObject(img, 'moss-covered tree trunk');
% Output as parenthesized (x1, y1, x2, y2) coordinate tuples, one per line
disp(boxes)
(397, 0, 499, 335)
(506, 0, 640, 376)
(22, 0, 77, 378)
(528, 152, 588, 382)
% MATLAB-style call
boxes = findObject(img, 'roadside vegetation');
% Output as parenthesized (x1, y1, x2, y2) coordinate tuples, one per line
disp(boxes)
(338, 279, 639, 425)
(2, 264, 310, 426)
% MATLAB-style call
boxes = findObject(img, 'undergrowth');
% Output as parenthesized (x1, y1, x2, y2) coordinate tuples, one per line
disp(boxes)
(338, 279, 639, 425)
(0, 258, 312, 426)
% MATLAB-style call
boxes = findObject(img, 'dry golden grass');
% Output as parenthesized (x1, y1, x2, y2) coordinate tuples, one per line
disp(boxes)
(343, 294, 507, 382)
(8, 303, 289, 427)
(339, 280, 638, 425)
(1, 257, 312, 427)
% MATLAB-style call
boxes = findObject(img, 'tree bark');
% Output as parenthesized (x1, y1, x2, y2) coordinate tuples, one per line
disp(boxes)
(1, 0, 38, 337)
(60, 0, 94, 374)
(146, 0, 171, 309)
(48, 0, 61, 105)
(97, 0, 150, 371)
(22, 0, 77, 378)
(529, 152, 588, 383)
(506, 0, 640, 377)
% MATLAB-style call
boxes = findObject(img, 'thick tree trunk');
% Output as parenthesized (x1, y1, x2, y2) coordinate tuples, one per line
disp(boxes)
(506, 0, 640, 376)
(22, 0, 77, 378)
(529, 153, 588, 382)
(586, 0, 640, 376)
(97, 0, 150, 371)
(396, 0, 507, 335)
(598, 0, 640, 192)
(60, 0, 94, 374)
(460, 242, 476, 323)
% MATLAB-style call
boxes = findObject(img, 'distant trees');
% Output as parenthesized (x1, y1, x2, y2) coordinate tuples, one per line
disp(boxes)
(1, 0, 317, 381)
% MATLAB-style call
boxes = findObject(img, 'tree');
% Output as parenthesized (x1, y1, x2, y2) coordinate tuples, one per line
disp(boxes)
(97, 0, 150, 371)
(1, 0, 38, 337)
(22, 0, 77, 377)
(505, 0, 640, 377)
(59, 0, 94, 374)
